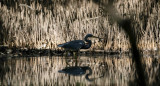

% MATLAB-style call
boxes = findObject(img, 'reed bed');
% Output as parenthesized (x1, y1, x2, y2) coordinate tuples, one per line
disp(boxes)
(0, 0, 159, 52)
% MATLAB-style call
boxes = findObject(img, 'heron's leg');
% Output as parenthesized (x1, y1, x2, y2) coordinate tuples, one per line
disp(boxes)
(64, 50, 68, 56)
(64, 51, 70, 66)
(73, 52, 79, 59)
(65, 59, 70, 67)
(75, 57, 78, 66)
(72, 51, 79, 66)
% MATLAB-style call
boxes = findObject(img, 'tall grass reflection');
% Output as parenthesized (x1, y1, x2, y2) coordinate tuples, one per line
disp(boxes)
(0, 55, 159, 86)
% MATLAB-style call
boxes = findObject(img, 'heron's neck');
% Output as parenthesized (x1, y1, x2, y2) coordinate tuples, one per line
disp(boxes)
(84, 37, 92, 49)
(85, 68, 93, 81)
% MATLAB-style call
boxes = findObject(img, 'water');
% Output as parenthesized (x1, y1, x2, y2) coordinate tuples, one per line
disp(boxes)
(0, 55, 160, 86)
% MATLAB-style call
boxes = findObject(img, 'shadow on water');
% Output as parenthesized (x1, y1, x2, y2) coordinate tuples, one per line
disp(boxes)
(0, 55, 160, 86)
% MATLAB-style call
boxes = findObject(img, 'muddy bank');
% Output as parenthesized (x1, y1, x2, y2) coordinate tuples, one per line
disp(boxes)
(0, 45, 132, 58)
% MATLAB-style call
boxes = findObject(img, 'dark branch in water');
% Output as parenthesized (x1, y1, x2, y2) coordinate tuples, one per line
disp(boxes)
(92, 0, 146, 86)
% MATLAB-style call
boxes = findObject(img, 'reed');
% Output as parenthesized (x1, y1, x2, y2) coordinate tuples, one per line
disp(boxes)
(0, 0, 159, 52)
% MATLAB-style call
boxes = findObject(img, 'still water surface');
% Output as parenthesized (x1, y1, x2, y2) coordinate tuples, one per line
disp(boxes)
(0, 55, 159, 86)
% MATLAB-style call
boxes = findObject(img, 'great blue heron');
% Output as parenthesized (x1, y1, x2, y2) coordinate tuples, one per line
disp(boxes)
(57, 34, 100, 52)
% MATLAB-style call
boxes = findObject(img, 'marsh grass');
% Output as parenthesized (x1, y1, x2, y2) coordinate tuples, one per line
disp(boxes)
(0, 0, 159, 52)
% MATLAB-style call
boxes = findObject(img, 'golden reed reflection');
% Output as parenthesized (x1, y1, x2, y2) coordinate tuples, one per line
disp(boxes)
(0, 55, 159, 86)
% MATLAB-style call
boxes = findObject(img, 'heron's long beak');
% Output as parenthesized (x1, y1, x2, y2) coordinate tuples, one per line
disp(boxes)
(92, 36, 103, 39)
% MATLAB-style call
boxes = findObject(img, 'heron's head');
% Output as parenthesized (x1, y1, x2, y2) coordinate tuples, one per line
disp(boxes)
(85, 34, 99, 38)
(86, 34, 99, 38)
(85, 34, 93, 38)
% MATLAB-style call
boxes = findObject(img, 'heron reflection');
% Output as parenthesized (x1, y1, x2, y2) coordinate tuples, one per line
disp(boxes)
(58, 66, 93, 81)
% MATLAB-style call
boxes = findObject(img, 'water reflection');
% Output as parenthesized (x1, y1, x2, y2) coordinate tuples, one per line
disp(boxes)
(58, 58, 96, 82)
(0, 55, 160, 86)
(59, 66, 94, 81)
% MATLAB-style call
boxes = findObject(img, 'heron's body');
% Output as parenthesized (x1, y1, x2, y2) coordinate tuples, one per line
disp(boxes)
(58, 66, 93, 81)
(58, 40, 85, 51)
(58, 66, 89, 76)
(57, 34, 98, 51)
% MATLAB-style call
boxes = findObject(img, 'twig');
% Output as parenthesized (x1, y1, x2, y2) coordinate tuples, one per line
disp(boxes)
(19, 4, 35, 10)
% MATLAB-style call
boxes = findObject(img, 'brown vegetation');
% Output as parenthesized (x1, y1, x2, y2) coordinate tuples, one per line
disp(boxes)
(0, 0, 159, 52)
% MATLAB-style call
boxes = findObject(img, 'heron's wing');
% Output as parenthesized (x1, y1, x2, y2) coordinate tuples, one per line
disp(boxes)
(58, 40, 85, 50)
